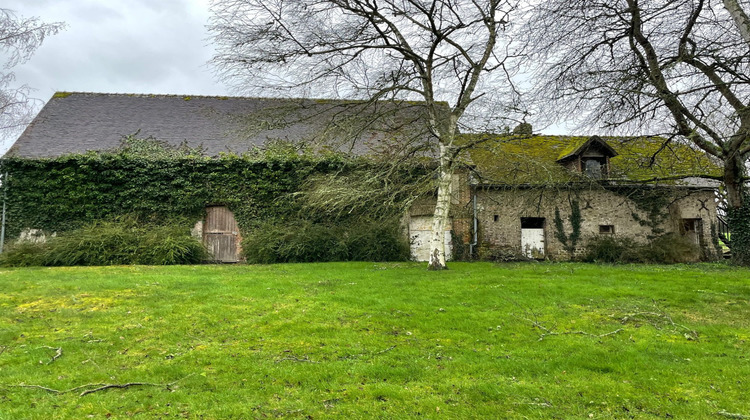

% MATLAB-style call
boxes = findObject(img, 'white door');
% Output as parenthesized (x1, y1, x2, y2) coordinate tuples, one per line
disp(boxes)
(521, 228, 545, 259)
(409, 216, 452, 262)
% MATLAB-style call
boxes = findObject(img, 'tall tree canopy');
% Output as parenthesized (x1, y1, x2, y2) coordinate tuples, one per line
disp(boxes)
(526, 0, 750, 264)
(210, 0, 520, 269)
(0, 9, 64, 139)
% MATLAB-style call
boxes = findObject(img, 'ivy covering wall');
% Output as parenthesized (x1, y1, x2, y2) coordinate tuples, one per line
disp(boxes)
(0, 141, 359, 239)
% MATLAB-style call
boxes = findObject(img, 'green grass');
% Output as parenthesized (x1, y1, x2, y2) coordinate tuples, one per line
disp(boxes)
(1, 262, 749, 419)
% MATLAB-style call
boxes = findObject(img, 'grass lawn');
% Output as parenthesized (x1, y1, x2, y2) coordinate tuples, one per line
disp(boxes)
(1, 262, 749, 419)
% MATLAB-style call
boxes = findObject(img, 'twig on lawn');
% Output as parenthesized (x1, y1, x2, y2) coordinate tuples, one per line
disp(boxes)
(514, 401, 553, 408)
(374, 345, 397, 355)
(618, 302, 699, 340)
(0, 345, 7, 357)
(79, 382, 165, 396)
(275, 354, 318, 364)
(527, 318, 623, 341)
(8, 374, 195, 397)
(40, 346, 63, 365)
(717, 410, 750, 419)
(10, 383, 106, 394)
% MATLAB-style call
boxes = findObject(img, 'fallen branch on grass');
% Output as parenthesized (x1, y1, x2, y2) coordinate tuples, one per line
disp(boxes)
(79, 381, 168, 396)
(40, 346, 63, 365)
(9, 374, 194, 397)
(717, 410, 750, 419)
(275, 354, 318, 364)
(618, 303, 699, 340)
(11, 383, 105, 394)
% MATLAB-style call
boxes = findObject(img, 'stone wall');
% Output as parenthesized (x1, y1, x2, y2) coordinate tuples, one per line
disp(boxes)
(474, 186, 719, 261)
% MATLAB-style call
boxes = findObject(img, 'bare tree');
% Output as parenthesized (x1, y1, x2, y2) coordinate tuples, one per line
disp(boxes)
(209, 0, 520, 269)
(0, 9, 64, 140)
(525, 0, 750, 264)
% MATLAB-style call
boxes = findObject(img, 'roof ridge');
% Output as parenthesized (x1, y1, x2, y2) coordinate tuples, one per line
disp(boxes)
(48, 91, 431, 105)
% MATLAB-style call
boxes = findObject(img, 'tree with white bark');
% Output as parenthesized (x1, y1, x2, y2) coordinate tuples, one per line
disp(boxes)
(0, 9, 64, 139)
(209, 0, 521, 269)
(525, 0, 750, 265)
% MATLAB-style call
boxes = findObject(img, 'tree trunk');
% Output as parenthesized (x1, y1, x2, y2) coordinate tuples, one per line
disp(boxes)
(428, 144, 454, 270)
(723, 153, 750, 265)
(723, 0, 750, 45)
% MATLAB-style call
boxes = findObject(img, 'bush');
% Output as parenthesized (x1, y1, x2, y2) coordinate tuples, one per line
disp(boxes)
(583, 234, 701, 264)
(242, 218, 410, 264)
(0, 241, 49, 267)
(622, 234, 701, 264)
(0, 218, 208, 267)
(582, 236, 637, 263)
(476, 244, 530, 262)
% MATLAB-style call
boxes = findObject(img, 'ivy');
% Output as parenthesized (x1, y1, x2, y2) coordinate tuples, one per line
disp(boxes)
(727, 201, 750, 266)
(0, 140, 363, 238)
(554, 200, 582, 257)
(613, 186, 670, 238)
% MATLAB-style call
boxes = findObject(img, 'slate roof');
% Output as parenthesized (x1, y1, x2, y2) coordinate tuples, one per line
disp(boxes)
(6, 92, 436, 158)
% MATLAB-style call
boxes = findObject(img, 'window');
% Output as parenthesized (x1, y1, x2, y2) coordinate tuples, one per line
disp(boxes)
(599, 225, 615, 234)
(682, 218, 700, 233)
(494, 215, 499, 222)
(583, 158, 607, 179)
(681, 218, 702, 245)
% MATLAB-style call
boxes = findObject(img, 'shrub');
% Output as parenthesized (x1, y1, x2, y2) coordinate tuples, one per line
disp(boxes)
(582, 236, 637, 263)
(583, 234, 700, 264)
(0, 241, 49, 267)
(622, 234, 701, 264)
(137, 225, 209, 265)
(242, 218, 409, 264)
(341, 220, 410, 262)
(0, 218, 208, 267)
(476, 244, 530, 262)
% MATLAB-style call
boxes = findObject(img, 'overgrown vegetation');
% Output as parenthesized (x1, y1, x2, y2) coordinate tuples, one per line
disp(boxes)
(1, 263, 749, 418)
(727, 200, 750, 266)
(0, 137, 425, 265)
(0, 137, 352, 238)
(553, 200, 582, 257)
(0, 218, 208, 266)
(583, 234, 700, 264)
(242, 218, 410, 263)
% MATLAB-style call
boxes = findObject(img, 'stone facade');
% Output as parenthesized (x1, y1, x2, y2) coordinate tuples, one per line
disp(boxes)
(408, 181, 720, 262)
(404, 134, 723, 263)
(470, 185, 719, 261)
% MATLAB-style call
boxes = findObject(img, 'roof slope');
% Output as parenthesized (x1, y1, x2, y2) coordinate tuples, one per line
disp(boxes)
(6, 92, 436, 158)
(465, 134, 721, 185)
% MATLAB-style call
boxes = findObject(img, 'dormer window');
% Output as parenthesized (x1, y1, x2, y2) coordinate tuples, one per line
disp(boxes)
(556, 136, 618, 180)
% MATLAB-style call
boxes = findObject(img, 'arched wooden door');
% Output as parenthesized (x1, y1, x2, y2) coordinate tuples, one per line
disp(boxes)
(204, 206, 241, 263)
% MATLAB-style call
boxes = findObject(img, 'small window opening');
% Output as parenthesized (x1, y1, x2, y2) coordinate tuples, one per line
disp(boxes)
(682, 218, 700, 233)
(583, 158, 607, 179)
(599, 225, 615, 234)
(521, 217, 545, 229)
(494, 215, 499, 222)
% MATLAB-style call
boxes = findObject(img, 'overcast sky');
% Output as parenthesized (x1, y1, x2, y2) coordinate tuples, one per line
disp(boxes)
(5, 0, 227, 98)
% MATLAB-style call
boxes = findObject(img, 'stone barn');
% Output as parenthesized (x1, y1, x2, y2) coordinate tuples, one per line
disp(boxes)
(2, 92, 724, 262)
(425, 134, 723, 261)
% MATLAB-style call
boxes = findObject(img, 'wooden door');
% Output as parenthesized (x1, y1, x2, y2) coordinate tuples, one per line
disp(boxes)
(204, 206, 240, 263)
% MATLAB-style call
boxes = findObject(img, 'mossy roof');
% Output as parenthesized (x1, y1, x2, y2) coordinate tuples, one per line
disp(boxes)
(463, 134, 721, 186)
